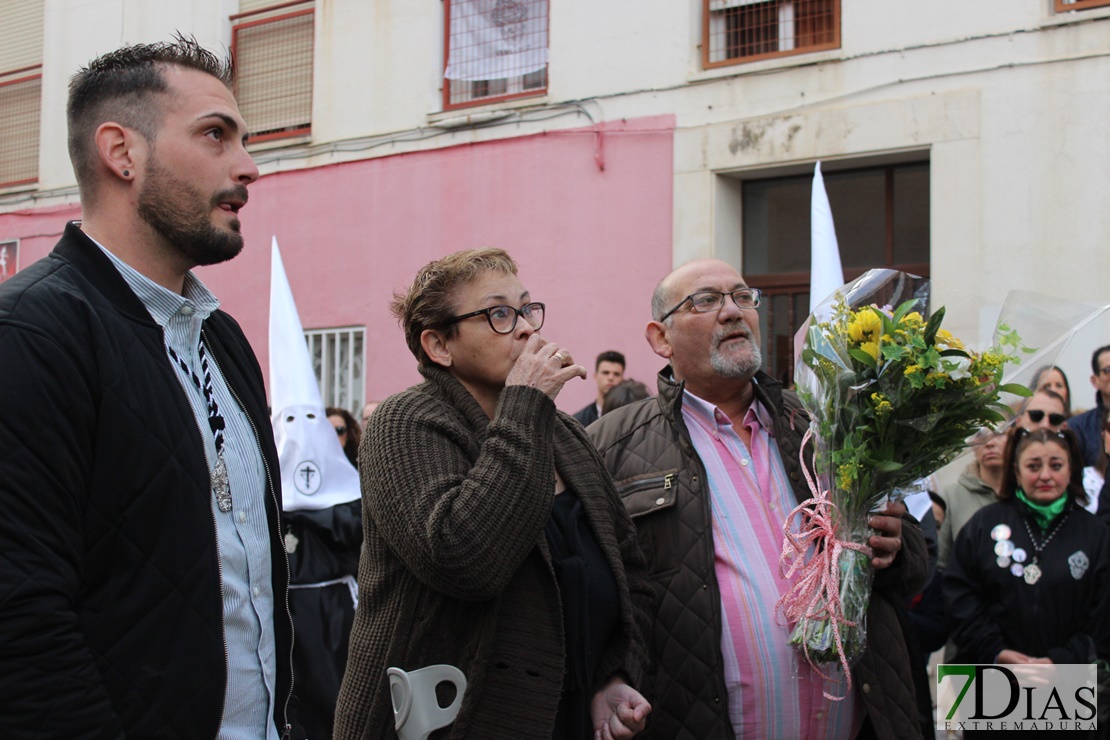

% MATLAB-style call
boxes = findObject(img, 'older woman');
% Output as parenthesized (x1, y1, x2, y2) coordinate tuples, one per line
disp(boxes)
(335, 249, 651, 740)
(945, 428, 1110, 668)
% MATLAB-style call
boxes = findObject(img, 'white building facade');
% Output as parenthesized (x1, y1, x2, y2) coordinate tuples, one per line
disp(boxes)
(2, 0, 1108, 409)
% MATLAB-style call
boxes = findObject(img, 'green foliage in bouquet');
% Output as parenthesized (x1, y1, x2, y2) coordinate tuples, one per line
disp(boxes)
(799, 299, 1031, 502)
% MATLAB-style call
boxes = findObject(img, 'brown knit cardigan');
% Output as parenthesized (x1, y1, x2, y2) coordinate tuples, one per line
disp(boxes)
(333, 366, 651, 739)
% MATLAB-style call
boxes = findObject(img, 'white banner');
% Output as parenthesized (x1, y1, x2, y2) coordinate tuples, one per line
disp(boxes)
(445, 0, 548, 82)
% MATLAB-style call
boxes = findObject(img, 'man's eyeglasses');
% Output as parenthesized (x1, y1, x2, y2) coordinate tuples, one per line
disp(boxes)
(334, 426, 347, 436)
(1026, 409, 1066, 427)
(445, 302, 545, 335)
(660, 288, 762, 322)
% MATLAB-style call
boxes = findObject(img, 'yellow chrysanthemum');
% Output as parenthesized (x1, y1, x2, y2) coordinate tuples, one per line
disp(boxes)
(848, 310, 883, 343)
(900, 311, 925, 328)
(860, 341, 880, 362)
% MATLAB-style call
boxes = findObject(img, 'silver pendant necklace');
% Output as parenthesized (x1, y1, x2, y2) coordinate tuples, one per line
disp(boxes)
(168, 340, 233, 513)
(1019, 509, 1068, 586)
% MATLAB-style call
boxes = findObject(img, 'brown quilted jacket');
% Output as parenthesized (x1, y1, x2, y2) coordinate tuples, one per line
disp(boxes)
(588, 367, 927, 739)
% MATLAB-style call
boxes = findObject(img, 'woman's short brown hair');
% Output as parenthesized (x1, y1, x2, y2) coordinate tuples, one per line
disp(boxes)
(391, 248, 518, 367)
(998, 427, 1087, 506)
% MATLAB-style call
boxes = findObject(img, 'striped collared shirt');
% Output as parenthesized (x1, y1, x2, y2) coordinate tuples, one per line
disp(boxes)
(682, 387, 862, 740)
(94, 238, 280, 740)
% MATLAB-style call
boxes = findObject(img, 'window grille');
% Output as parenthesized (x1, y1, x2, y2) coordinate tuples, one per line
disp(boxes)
(0, 69, 41, 188)
(443, 0, 549, 110)
(1055, 0, 1110, 10)
(304, 326, 365, 415)
(704, 0, 838, 68)
(740, 161, 930, 385)
(0, 239, 19, 283)
(231, 1, 314, 142)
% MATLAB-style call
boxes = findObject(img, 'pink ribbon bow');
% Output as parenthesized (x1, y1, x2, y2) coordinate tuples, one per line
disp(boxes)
(776, 427, 872, 700)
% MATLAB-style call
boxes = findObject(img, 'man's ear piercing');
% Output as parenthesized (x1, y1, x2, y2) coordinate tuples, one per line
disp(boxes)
(122, 170, 129, 177)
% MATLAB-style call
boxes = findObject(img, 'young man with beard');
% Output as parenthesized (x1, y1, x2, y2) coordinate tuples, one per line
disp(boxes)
(588, 259, 928, 739)
(0, 38, 299, 738)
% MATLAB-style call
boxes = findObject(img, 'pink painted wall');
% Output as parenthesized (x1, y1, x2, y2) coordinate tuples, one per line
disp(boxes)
(0, 115, 675, 414)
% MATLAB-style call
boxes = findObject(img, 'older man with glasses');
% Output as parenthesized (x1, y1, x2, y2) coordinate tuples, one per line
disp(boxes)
(588, 259, 927, 740)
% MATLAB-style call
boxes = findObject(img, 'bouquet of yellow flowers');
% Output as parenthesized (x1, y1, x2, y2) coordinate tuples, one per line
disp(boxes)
(777, 269, 1030, 689)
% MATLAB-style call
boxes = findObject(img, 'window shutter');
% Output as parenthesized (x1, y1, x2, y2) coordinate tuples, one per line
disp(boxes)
(233, 2, 314, 139)
(0, 0, 44, 73)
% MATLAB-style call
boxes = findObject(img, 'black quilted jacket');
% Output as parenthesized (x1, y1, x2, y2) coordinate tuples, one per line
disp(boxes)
(588, 367, 927, 739)
(0, 223, 296, 739)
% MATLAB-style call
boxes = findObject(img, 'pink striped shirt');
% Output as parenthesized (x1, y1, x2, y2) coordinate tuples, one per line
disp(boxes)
(682, 388, 862, 739)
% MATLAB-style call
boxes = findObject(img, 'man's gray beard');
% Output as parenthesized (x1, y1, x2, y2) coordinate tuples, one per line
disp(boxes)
(710, 340, 762, 379)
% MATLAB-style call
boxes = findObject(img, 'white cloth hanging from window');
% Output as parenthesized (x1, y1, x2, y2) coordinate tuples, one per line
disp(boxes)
(445, 0, 548, 82)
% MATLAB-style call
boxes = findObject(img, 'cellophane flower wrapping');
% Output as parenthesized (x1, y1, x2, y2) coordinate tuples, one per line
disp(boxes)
(780, 269, 1030, 674)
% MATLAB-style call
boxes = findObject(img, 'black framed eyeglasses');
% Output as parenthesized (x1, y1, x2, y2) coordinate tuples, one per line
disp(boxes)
(445, 302, 545, 335)
(1026, 409, 1066, 427)
(659, 288, 762, 322)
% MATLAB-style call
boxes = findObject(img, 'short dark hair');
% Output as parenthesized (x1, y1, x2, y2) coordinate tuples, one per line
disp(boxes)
(67, 34, 234, 201)
(601, 378, 650, 416)
(596, 350, 625, 370)
(1092, 345, 1110, 376)
(390, 248, 518, 368)
(998, 427, 1086, 506)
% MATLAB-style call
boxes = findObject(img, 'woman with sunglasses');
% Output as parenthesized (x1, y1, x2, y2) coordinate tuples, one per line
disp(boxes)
(326, 406, 361, 466)
(945, 428, 1110, 678)
(335, 249, 651, 740)
(1015, 388, 1069, 432)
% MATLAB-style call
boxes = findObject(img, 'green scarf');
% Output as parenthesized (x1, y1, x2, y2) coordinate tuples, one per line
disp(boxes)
(1016, 489, 1068, 530)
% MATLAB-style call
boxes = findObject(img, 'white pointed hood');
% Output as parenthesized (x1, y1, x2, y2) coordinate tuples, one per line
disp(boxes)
(269, 236, 360, 511)
(810, 161, 845, 315)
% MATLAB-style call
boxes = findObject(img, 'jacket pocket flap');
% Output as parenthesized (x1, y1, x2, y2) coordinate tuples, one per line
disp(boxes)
(616, 469, 678, 519)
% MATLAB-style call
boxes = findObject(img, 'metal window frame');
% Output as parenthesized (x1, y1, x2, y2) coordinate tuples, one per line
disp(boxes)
(0, 238, 20, 282)
(231, 1, 315, 143)
(741, 161, 930, 385)
(303, 326, 366, 415)
(702, 0, 840, 69)
(442, 0, 550, 111)
(1054, 0, 1110, 10)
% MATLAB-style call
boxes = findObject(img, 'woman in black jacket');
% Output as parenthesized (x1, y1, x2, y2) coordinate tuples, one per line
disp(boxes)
(945, 428, 1110, 667)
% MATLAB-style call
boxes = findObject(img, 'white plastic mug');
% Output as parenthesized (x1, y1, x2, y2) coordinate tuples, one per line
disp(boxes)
(387, 664, 467, 740)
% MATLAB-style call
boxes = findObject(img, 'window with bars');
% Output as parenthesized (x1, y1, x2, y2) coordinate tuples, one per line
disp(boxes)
(0, 69, 41, 188)
(704, 0, 839, 68)
(231, 1, 314, 142)
(443, 0, 549, 110)
(305, 327, 365, 415)
(1055, 0, 1110, 11)
(740, 161, 930, 385)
